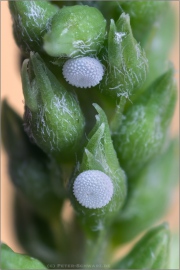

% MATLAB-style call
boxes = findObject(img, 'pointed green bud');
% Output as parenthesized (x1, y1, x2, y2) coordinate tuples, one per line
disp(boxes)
(1, 243, 46, 270)
(113, 68, 177, 178)
(21, 53, 85, 161)
(120, 1, 168, 43)
(70, 104, 127, 231)
(1, 101, 62, 219)
(111, 137, 179, 244)
(113, 223, 170, 269)
(99, 13, 148, 99)
(43, 5, 106, 57)
(8, 1, 58, 55)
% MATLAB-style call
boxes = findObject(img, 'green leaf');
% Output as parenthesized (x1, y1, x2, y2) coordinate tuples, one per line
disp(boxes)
(99, 13, 148, 99)
(0, 243, 46, 270)
(111, 137, 179, 244)
(112, 223, 170, 269)
(8, 0, 58, 55)
(21, 52, 85, 161)
(113, 68, 177, 178)
(70, 104, 127, 232)
(43, 5, 106, 57)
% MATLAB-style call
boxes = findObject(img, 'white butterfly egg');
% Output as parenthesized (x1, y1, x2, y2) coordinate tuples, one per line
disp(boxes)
(73, 170, 113, 209)
(62, 57, 104, 88)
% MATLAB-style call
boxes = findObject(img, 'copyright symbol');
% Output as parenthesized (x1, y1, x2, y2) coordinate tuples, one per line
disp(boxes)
(47, 264, 56, 269)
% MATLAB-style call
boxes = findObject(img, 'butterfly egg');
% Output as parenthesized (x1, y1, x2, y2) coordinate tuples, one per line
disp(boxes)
(73, 170, 113, 209)
(62, 57, 104, 88)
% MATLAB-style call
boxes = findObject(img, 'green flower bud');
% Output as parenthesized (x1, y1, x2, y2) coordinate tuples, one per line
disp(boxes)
(53, 0, 121, 24)
(1, 101, 62, 219)
(50, 1, 99, 9)
(70, 104, 127, 231)
(1, 243, 46, 270)
(99, 13, 148, 99)
(8, 1, 58, 55)
(120, 1, 168, 43)
(111, 137, 179, 244)
(113, 223, 170, 269)
(43, 5, 106, 57)
(21, 53, 85, 161)
(113, 68, 177, 178)
(118, 2, 176, 88)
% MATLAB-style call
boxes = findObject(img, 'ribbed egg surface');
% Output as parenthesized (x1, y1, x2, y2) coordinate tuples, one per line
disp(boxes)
(63, 57, 104, 88)
(73, 170, 113, 209)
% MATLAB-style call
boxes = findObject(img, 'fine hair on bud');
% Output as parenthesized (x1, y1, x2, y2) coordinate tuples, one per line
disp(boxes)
(73, 170, 113, 209)
(62, 57, 104, 88)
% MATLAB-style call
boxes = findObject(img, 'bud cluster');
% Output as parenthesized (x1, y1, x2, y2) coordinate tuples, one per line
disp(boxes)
(1, 1, 178, 268)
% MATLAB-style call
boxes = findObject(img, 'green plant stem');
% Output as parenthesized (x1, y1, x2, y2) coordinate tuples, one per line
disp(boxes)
(84, 228, 112, 265)
(50, 216, 65, 253)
